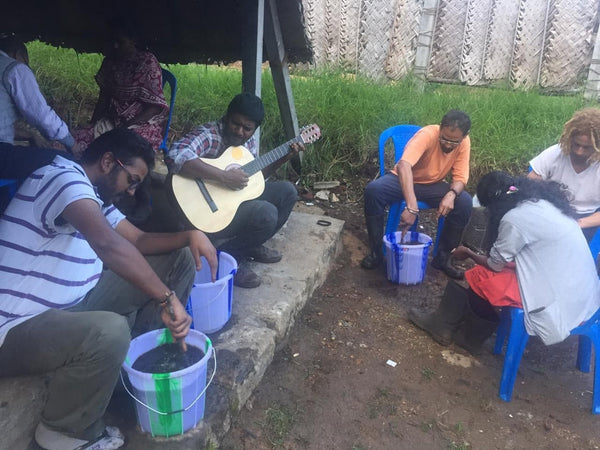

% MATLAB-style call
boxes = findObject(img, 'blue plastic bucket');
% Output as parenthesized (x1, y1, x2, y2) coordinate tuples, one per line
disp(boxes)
(186, 251, 237, 334)
(121, 328, 215, 437)
(383, 231, 432, 285)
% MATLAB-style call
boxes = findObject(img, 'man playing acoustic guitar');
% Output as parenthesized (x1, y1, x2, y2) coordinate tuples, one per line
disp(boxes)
(168, 93, 301, 288)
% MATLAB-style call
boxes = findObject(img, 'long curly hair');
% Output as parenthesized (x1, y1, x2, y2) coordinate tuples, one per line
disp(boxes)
(559, 108, 600, 162)
(477, 171, 575, 249)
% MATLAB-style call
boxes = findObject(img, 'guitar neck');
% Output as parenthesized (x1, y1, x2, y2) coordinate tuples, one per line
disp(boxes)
(242, 136, 302, 176)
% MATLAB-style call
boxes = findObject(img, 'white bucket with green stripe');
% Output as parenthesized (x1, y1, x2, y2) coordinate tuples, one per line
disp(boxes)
(121, 328, 215, 437)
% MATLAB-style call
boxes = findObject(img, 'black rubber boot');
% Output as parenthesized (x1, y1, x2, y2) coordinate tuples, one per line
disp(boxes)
(431, 223, 466, 279)
(453, 290, 499, 355)
(361, 214, 385, 269)
(408, 280, 469, 346)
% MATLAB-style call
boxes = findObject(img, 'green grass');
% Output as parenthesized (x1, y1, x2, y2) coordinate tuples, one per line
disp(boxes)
(27, 41, 594, 187)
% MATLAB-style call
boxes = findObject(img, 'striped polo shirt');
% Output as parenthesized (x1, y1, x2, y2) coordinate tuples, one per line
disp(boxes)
(0, 155, 125, 346)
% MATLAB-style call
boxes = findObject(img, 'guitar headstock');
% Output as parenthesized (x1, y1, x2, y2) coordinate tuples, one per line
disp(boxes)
(300, 124, 321, 144)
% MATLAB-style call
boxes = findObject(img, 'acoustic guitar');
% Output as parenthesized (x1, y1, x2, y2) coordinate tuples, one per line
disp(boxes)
(170, 124, 321, 233)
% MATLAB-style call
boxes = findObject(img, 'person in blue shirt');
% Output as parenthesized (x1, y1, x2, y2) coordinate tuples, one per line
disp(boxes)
(0, 35, 74, 152)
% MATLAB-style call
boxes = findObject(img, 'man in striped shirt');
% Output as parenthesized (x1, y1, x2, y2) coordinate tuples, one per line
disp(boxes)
(0, 129, 217, 450)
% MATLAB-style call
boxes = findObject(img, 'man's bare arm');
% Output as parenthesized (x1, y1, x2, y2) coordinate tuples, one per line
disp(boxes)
(62, 198, 176, 300)
(116, 219, 218, 281)
(62, 198, 192, 338)
(396, 160, 419, 231)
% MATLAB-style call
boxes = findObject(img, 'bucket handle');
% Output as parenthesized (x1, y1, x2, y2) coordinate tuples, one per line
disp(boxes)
(120, 346, 217, 416)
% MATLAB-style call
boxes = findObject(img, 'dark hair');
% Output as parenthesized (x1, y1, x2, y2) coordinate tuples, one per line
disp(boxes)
(107, 14, 139, 41)
(79, 128, 155, 171)
(477, 171, 575, 248)
(226, 92, 265, 126)
(440, 110, 471, 136)
(0, 35, 27, 58)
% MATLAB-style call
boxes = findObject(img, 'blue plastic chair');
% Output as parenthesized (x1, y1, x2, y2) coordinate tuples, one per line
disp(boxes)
(379, 125, 444, 256)
(0, 179, 17, 198)
(493, 306, 600, 413)
(159, 68, 177, 156)
(0, 179, 18, 214)
(588, 229, 600, 259)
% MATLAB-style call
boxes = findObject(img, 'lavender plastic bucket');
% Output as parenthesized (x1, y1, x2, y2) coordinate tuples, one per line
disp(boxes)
(383, 231, 432, 285)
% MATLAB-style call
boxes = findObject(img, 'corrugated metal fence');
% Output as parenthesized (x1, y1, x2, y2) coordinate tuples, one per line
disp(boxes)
(302, 0, 600, 98)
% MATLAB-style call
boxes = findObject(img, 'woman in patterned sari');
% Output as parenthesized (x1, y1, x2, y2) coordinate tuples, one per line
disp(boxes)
(73, 20, 168, 155)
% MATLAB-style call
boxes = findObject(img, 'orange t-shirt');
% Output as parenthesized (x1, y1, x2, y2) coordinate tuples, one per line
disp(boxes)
(390, 125, 470, 185)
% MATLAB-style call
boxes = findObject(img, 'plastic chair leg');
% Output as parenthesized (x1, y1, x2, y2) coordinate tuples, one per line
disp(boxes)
(592, 333, 600, 414)
(494, 308, 511, 355)
(577, 335, 592, 373)
(573, 324, 600, 413)
(498, 308, 529, 402)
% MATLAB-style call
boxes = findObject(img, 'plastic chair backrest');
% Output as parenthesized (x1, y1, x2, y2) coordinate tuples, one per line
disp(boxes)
(378, 124, 422, 177)
(159, 68, 177, 156)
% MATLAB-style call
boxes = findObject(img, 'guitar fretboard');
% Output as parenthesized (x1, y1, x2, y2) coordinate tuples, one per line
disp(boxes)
(241, 136, 303, 176)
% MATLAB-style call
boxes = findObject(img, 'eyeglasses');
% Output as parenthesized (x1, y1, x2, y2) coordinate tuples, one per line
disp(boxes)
(115, 159, 142, 190)
(439, 137, 462, 147)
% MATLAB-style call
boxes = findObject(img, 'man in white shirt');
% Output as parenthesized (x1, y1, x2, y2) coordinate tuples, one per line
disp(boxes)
(528, 108, 600, 241)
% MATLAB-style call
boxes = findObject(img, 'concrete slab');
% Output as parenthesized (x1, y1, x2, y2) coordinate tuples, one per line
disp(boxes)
(0, 210, 343, 449)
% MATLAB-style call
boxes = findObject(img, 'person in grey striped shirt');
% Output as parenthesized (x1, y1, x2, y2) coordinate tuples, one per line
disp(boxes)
(0, 129, 217, 450)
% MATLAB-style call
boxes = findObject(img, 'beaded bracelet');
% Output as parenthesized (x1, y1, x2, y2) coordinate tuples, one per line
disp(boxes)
(449, 188, 460, 197)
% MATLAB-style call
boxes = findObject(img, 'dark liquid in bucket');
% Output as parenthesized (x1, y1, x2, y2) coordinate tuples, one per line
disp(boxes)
(132, 343, 204, 374)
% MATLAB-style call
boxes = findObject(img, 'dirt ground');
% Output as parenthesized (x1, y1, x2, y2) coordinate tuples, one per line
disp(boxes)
(220, 184, 600, 450)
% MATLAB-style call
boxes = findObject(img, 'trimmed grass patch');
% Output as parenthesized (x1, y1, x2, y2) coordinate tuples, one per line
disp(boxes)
(28, 41, 594, 187)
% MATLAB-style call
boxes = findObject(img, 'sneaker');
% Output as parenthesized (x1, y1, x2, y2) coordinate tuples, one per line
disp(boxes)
(233, 263, 261, 288)
(246, 245, 282, 263)
(35, 423, 124, 450)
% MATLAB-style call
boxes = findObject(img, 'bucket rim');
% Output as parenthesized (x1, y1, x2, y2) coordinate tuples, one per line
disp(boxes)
(193, 251, 238, 287)
(122, 328, 213, 379)
(383, 231, 433, 248)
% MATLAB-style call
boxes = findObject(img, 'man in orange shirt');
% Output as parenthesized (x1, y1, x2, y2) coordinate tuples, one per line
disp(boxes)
(361, 110, 472, 279)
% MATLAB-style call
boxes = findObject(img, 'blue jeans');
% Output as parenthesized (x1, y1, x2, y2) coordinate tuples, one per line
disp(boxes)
(364, 173, 472, 228)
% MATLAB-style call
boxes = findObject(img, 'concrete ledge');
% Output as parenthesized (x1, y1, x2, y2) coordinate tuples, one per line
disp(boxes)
(0, 211, 344, 449)
(0, 375, 48, 449)
(121, 211, 344, 449)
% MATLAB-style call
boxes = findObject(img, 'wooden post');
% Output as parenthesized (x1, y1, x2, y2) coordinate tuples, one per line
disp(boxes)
(264, 0, 302, 173)
(241, 0, 265, 152)
(265, 0, 299, 140)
